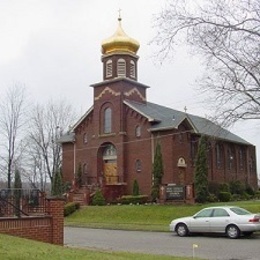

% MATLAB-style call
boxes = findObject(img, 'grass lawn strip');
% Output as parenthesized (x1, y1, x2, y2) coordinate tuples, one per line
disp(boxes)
(0, 234, 202, 260)
(65, 201, 260, 231)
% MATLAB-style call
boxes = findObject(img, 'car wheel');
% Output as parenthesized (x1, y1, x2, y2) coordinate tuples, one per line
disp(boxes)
(176, 223, 188, 237)
(226, 225, 240, 239)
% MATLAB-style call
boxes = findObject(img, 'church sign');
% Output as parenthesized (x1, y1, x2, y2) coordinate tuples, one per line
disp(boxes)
(165, 185, 185, 200)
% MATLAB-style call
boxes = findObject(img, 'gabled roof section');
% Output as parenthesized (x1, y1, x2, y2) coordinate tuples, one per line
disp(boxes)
(125, 100, 251, 145)
(57, 132, 75, 144)
(71, 106, 93, 131)
(124, 100, 196, 130)
(58, 106, 93, 144)
(124, 100, 160, 122)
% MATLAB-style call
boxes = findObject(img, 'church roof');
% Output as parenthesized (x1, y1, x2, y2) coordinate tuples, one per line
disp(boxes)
(124, 100, 251, 145)
(57, 132, 75, 143)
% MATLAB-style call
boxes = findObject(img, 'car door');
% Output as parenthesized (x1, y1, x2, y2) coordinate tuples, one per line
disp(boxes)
(209, 208, 230, 232)
(189, 208, 213, 233)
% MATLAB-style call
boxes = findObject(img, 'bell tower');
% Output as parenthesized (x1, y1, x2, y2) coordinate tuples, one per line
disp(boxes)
(101, 15, 140, 81)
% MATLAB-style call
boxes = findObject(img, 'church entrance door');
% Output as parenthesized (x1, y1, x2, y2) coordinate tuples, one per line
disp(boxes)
(103, 160, 117, 184)
(102, 144, 118, 184)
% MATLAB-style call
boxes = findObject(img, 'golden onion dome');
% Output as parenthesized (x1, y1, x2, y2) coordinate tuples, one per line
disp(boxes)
(101, 17, 140, 55)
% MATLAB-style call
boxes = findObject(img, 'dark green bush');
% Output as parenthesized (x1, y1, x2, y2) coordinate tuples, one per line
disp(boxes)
(231, 193, 241, 201)
(219, 183, 230, 193)
(208, 182, 220, 196)
(92, 190, 106, 206)
(133, 179, 140, 196)
(241, 192, 251, 200)
(229, 180, 245, 195)
(218, 191, 231, 202)
(151, 186, 159, 202)
(64, 202, 80, 216)
(245, 185, 255, 196)
(254, 191, 260, 199)
(119, 195, 148, 205)
(207, 193, 218, 202)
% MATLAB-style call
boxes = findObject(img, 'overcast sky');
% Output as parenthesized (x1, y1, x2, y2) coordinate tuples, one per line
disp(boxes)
(0, 0, 259, 175)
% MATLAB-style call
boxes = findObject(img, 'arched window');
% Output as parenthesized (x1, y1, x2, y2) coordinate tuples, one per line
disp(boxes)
(190, 136, 197, 162)
(216, 143, 223, 168)
(83, 163, 87, 173)
(83, 133, 87, 143)
(130, 60, 136, 78)
(135, 125, 141, 137)
(106, 59, 112, 78)
(249, 156, 255, 173)
(103, 144, 117, 158)
(104, 107, 112, 134)
(117, 58, 126, 77)
(227, 146, 235, 170)
(135, 159, 142, 172)
(239, 147, 245, 170)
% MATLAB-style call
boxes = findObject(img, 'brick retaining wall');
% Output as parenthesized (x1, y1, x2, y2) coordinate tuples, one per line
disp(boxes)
(0, 197, 64, 245)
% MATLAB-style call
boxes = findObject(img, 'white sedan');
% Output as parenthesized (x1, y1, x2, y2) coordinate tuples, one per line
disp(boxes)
(169, 206, 260, 239)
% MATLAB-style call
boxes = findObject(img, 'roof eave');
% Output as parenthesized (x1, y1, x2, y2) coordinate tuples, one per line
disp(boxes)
(124, 100, 161, 123)
(72, 106, 94, 131)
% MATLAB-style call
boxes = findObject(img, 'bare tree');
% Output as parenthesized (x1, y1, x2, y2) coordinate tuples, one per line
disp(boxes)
(27, 99, 76, 190)
(0, 83, 27, 188)
(153, 0, 260, 126)
(22, 139, 47, 190)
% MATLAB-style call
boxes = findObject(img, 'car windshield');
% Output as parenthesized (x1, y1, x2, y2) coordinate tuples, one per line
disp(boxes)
(230, 207, 251, 215)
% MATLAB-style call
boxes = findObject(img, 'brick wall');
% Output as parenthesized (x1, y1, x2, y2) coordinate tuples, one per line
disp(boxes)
(0, 197, 64, 245)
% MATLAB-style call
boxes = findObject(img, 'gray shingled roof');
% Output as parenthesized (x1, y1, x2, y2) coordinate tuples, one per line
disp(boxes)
(57, 132, 75, 143)
(124, 100, 251, 145)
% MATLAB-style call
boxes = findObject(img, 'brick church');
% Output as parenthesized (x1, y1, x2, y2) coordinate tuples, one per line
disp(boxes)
(60, 17, 258, 203)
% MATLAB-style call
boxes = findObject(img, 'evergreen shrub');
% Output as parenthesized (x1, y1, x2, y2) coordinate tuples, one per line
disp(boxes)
(229, 180, 245, 195)
(254, 191, 260, 199)
(231, 194, 241, 201)
(241, 192, 251, 200)
(208, 181, 220, 197)
(64, 202, 80, 216)
(133, 179, 140, 196)
(92, 190, 106, 206)
(119, 195, 148, 204)
(245, 185, 255, 196)
(218, 191, 231, 202)
(219, 183, 230, 192)
(207, 193, 218, 202)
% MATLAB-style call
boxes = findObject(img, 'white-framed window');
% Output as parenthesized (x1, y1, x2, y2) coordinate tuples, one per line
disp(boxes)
(106, 59, 112, 77)
(117, 58, 126, 77)
(130, 60, 135, 78)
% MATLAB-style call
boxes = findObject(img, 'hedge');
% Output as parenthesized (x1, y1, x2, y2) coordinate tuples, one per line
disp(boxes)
(64, 202, 80, 216)
(218, 191, 231, 202)
(119, 195, 148, 204)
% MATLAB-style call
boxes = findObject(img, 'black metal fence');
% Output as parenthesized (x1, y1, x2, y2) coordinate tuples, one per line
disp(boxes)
(0, 189, 47, 218)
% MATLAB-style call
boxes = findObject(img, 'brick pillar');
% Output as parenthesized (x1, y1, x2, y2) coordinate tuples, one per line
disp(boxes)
(47, 197, 65, 245)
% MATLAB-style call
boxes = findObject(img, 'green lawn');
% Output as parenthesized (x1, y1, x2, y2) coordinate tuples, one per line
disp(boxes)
(65, 200, 260, 231)
(0, 233, 200, 260)
(1, 201, 259, 260)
